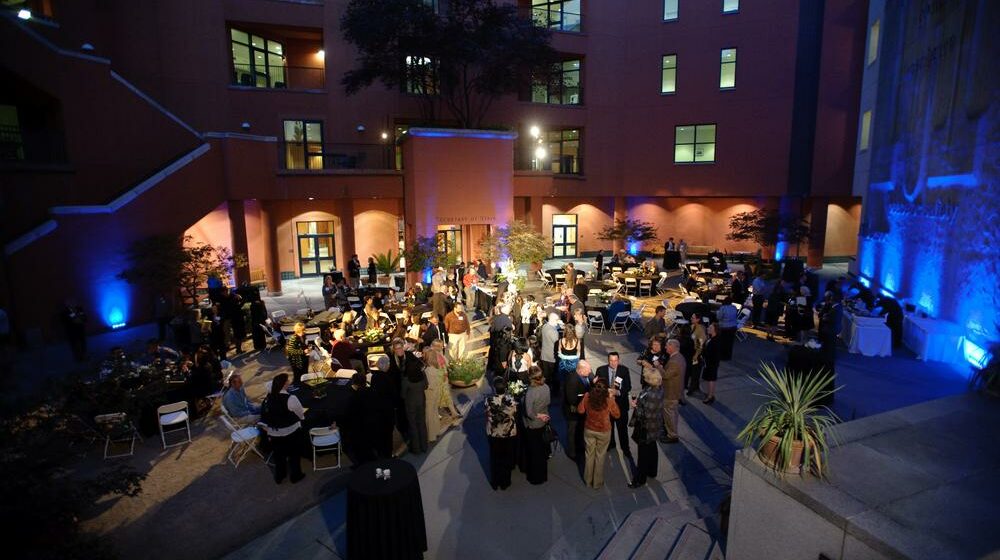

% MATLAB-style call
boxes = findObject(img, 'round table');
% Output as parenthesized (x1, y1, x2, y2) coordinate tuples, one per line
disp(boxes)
(347, 459, 427, 559)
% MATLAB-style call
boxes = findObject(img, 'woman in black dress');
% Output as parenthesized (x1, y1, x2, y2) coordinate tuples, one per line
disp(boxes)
(701, 323, 721, 404)
(486, 377, 518, 490)
(522, 366, 551, 485)
(367, 257, 377, 286)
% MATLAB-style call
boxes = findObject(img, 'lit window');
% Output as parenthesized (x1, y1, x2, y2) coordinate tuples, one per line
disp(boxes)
(723, 0, 739, 13)
(661, 54, 677, 94)
(867, 19, 880, 65)
(231, 28, 286, 88)
(531, 0, 583, 33)
(532, 59, 582, 105)
(283, 120, 324, 170)
(674, 124, 716, 163)
(542, 129, 582, 174)
(404, 56, 439, 95)
(859, 110, 872, 151)
(664, 0, 678, 21)
(720, 48, 737, 89)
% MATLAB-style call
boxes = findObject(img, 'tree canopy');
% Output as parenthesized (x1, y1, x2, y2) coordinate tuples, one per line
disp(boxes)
(478, 220, 549, 268)
(341, 0, 558, 128)
(597, 219, 659, 244)
(118, 235, 243, 306)
(726, 209, 810, 250)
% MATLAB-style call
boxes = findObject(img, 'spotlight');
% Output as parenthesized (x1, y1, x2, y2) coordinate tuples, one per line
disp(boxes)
(81, 43, 95, 51)
(529, 125, 541, 138)
(17, 9, 31, 20)
(381, 131, 389, 140)
(534, 146, 547, 160)
(241, 122, 251, 130)
(317, 49, 325, 59)
(356, 124, 366, 132)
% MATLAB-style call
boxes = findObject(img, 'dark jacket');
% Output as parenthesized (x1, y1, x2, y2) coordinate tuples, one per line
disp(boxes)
(562, 373, 591, 416)
(595, 364, 631, 399)
(387, 351, 423, 398)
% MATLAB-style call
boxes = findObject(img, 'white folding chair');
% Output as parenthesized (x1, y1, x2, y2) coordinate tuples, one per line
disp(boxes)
(367, 353, 389, 371)
(542, 272, 554, 287)
(586, 311, 606, 334)
(380, 312, 393, 327)
(588, 289, 603, 297)
(554, 274, 566, 288)
(611, 267, 623, 275)
(303, 326, 322, 344)
(95, 413, 140, 459)
(624, 277, 638, 295)
(296, 308, 311, 317)
(260, 323, 279, 353)
(157, 401, 191, 449)
(309, 427, 342, 471)
(639, 279, 654, 297)
(610, 311, 631, 335)
(736, 307, 752, 342)
(628, 303, 647, 329)
(333, 368, 358, 379)
(347, 297, 362, 310)
(220, 416, 265, 468)
(271, 309, 287, 321)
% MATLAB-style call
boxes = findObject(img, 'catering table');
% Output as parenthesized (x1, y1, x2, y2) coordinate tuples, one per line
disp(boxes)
(475, 285, 497, 312)
(279, 309, 342, 329)
(841, 312, 892, 357)
(347, 459, 427, 560)
(903, 315, 964, 363)
(662, 250, 681, 270)
(289, 378, 355, 428)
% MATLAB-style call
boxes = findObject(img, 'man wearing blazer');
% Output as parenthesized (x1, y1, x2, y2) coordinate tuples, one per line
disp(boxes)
(595, 351, 632, 459)
(562, 360, 593, 461)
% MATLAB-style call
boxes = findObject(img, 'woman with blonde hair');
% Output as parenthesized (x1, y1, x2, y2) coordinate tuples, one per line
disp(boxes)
(556, 327, 584, 389)
(422, 346, 448, 441)
(429, 339, 460, 417)
(628, 365, 665, 488)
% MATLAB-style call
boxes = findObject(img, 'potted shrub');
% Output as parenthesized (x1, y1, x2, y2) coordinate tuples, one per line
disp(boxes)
(447, 355, 486, 388)
(738, 363, 840, 476)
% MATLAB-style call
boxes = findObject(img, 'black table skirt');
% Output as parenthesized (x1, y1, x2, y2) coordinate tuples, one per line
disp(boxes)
(347, 459, 427, 559)
(786, 345, 835, 405)
(475, 288, 496, 313)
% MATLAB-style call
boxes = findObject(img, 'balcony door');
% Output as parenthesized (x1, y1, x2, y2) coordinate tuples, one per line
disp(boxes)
(297, 221, 335, 276)
(284, 120, 324, 170)
(552, 214, 577, 257)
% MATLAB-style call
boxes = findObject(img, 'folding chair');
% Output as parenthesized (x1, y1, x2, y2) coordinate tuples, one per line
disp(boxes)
(628, 304, 647, 330)
(639, 279, 654, 297)
(309, 427, 342, 471)
(157, 401, 192, 449)
(367, 353, 389, 371)
(271, 309, 287, 321)
(347, 296, 362, 310)
(260, 323, 279, 353)
(736, 307, 752, 342)
(624, 277, 638, 295)
(300, 372, 323, 383)
(611, 267, 623, 275)
(95, 413, 141, 459)
(220, 416, 265, 468)
(554, 274, 566, 288)
(303, 326, 322, 344)
(380, 312, 394, 327)
(586, 310, 606, 334)
(610, 311, 631, 335)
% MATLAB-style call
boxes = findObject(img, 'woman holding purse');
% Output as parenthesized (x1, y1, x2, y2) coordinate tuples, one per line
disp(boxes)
(628, 365, 665, 488)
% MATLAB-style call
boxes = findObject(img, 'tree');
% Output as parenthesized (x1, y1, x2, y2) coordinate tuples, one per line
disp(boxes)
(727, 209, 810, 257)
(402, 236, 456, 273)
(597, 219, 659, 248)
(0, 391, 145, 559)
(341, 0, 558, 128)
(478, 220, 549, 270)
(118, 235, 245, 306)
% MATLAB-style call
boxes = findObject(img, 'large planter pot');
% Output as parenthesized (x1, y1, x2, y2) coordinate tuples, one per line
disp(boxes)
(377, 274, 391, 286)
(758, 435, 805, 474)
(449, 375, 483, 388)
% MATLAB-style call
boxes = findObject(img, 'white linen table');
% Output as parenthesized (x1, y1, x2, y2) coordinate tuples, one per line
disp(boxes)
(903, 315, 964, 363)
(841, 312, 892, 357)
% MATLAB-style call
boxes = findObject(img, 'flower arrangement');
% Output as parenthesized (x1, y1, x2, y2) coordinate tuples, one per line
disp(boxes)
(507, 379, 527, 398)
(362, 328, 386, 344)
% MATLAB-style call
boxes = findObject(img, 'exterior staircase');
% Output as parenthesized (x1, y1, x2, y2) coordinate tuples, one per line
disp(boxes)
(595, 500, 725, 560)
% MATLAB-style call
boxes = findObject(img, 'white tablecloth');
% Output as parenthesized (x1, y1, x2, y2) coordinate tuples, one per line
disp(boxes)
(841, 313, 892, 357)
(903, 315, 964, 363)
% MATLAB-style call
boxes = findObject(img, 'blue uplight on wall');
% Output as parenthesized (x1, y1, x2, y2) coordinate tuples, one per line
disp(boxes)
(963, 339, 989, 369)
(628, 241, 639, 256)
(423, 268, 432, 285)
(774, 241, 788, 262)
(99, 280, 130, 330)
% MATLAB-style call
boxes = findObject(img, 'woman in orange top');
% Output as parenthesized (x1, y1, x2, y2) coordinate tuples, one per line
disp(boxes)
(577, 377, 621, 489)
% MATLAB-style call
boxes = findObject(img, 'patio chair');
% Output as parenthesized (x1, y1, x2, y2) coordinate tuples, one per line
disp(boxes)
(220, 416, 265, 468)
(271, 309, 287, 321)
(611, 266, 623, 275)
(260, 322, 279, 353)
(586, 310, 606, 334)
(624, 277, 638, 295)
(157, 401, 192, 449)
(628, 303, 647, 329)
(554, 274, 566, 288)
(95, 413, 141, 459)
(735, 307, 752, 342)
(309, 426, 342, 471)
(610, 311, 631, 335)
(303, 326, 322, 344)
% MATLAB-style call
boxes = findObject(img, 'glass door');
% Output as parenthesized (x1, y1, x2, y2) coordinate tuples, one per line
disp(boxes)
(296, 221, 335, 276)
(436, 227, 462, 261)
(552, 214, 577, 257)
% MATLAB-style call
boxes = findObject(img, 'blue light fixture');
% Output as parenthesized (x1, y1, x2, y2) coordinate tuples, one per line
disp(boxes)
(628, 241, 639, 256)
(423, 268, 432, 284)
(963, 339, 989, 369)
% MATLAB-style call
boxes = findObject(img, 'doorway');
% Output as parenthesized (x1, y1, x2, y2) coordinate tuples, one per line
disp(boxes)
(552, 213, 578, 257)
(296, 221, 335, 276)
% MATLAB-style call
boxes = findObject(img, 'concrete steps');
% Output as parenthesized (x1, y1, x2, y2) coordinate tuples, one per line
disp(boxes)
(595, 500, 724, 560)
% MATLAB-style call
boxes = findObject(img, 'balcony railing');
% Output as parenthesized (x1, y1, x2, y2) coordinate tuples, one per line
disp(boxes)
(279, 142, 394, 171)
(515, 153, 583, 175)
(527, 6, 582, 33)
(232, 63, 325, 90)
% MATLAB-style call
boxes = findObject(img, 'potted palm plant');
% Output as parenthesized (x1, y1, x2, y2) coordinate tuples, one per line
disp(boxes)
(374, 250, 401, 286)
(738, 363, 840, 476)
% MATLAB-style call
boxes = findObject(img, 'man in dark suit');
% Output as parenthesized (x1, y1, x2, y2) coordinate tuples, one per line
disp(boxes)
(386, 338, 423, 443)
(595, 351, 632, 458)
(595, 250, 604, 280)
(421, 314, 445, 349)
(562, 360, 593, 461)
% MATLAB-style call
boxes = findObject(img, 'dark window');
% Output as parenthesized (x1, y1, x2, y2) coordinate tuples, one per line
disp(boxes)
(0, 105, 25, 161)
(530, 0, 582, 32)
(532, 59, 581, 105)
(404, 56, 439, 95)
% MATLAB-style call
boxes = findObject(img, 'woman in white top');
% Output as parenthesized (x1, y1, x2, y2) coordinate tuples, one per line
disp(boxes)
(520, 295, 539, 338)
(507, 337, 534, 383)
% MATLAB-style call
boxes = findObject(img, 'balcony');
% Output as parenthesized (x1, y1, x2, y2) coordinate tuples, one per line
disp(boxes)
(515, 153, 583, 175)
(278, 142, 394, 172)
(231, 63, 325, 91)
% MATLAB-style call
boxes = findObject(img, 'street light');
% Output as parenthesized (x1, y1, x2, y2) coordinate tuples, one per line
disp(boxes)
(529, 125, 541, 139)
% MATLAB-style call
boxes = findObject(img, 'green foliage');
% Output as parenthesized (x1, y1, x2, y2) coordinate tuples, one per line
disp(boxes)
(373, 250, 402, 274)
(447, 355, 486, 385)
(597, 219, 659, 243)
(478, 220, 549, 268)
(402, 236, 457, 273)
(0, 389, 146, 559)
(726, 209, 810, 250)
(737, 363, 840, 477)
(341, 0, 558, 128)
(118, 234, 245, 306)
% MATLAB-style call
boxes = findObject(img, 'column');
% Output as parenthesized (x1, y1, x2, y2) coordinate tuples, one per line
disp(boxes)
(227, 200, 250, 286)
(336, 198, 356, 270)
(807, 197, 829, 268)
(259, 201, 282, 295)
(613, 196, 627, 255)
